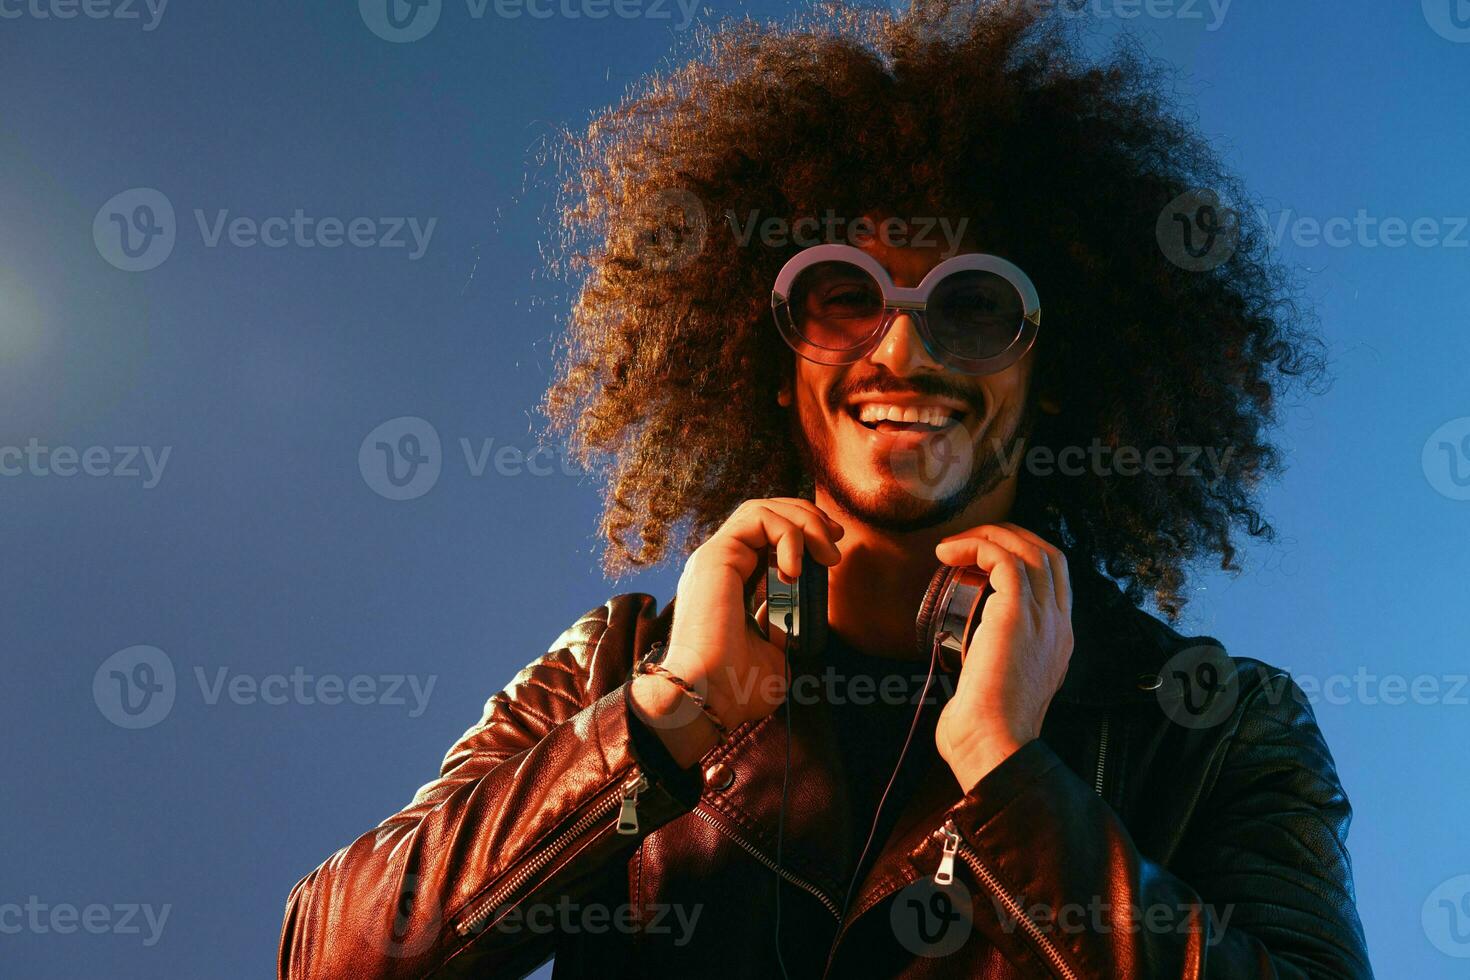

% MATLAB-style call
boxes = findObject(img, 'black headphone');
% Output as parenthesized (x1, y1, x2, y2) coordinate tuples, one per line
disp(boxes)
(754, 554, 992, 673)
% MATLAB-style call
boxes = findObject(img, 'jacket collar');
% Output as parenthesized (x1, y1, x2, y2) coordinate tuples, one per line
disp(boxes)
(1050, 564, 1192, 707)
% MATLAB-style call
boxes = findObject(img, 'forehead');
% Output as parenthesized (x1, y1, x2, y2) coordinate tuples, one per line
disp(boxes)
(852, 217, 982, 288)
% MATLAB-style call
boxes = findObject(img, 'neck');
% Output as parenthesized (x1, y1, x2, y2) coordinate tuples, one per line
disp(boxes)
(816, 479, 1017, 660)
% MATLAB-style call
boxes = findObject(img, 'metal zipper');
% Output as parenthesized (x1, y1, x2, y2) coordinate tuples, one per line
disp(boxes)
(935, 817, 1079, 980)
(688, 807, 841, 920)
(934, 822, 960, 885)
(824, 713, 1118, 978)
(455, 769, 646, 937)
(616, 773, 649, 835)
(1093, 714, 1110, 797)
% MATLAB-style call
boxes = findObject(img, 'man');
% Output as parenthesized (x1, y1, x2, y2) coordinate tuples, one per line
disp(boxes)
(279, 2, 1372, 976)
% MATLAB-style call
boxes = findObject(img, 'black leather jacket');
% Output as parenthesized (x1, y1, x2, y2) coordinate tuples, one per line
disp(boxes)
(279, 570, 1373, 978)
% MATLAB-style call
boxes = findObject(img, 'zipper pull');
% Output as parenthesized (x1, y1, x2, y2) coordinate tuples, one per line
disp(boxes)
(934, 819, 961, 885)
(616, 772, 649, 835)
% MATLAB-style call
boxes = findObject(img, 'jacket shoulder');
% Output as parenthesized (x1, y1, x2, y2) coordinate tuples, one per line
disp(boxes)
(533, 591, 672, 689)
(1125, 604, 1302, 702)
(1120, 602, 1330, 748)
(1068, 572, 1303, 711)
(437, 593, 670, 779)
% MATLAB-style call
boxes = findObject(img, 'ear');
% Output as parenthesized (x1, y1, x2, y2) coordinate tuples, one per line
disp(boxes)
(777, 382, 793, 407)
(1038, 392, 1061, 416)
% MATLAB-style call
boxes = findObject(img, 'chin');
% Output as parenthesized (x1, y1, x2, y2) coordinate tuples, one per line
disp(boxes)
(823, 467, 977, 532)
(795, 397, 1015, 533)
(810, 415, 1016, 533)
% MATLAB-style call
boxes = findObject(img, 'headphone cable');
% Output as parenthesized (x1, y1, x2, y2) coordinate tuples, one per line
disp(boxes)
(838, 635, 940, 919)
(773, 614, 794, 980)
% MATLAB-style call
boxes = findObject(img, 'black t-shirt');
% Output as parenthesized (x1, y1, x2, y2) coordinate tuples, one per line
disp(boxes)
(627, 632, 952, 906)
(818, 631, 949, 903)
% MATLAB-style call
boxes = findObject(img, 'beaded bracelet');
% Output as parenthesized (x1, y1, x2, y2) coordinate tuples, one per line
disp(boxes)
(635, 647, 731, 743)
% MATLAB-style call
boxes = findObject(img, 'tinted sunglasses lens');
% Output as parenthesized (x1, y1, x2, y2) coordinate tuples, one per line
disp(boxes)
(926, 270, 1025, 359)
(788, 261, 885, 351)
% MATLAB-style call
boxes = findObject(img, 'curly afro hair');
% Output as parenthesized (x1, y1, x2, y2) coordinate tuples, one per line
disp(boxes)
(541, 0, 1324, 618)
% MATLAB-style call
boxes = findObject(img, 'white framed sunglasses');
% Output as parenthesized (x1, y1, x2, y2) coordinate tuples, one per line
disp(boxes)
(771, 243, 1041, 375)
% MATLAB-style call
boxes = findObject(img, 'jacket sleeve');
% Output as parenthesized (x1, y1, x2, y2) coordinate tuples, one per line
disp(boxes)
(278, 595, 700, 980)
(944, 671, 1373, 979)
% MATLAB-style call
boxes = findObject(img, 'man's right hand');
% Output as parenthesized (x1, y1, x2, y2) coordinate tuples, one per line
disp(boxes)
(629, 497, 845, 768)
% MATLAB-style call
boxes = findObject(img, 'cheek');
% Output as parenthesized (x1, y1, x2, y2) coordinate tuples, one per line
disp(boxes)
(979, 363, 1033, 416)
(982, 379, 1016, 413)
(794, 366, 840, 417)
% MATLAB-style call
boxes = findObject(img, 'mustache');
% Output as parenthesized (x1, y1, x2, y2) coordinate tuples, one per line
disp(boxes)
(828, 372, 984, 414)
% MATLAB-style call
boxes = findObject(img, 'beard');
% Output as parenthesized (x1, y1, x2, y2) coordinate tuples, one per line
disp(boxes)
(792, 396, 1032, 534)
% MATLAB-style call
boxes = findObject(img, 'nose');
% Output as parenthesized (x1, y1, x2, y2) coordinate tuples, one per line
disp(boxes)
(866, 311, 944, 376)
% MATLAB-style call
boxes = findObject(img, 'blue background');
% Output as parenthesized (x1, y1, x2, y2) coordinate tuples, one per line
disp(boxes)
(2, 1, 1467, 976)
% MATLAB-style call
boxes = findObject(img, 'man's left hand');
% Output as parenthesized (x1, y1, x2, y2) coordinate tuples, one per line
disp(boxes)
(932, 522, 1074, 792)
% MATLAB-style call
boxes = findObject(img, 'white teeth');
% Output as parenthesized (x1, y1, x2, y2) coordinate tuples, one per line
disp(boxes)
(855, 403, 959, 427)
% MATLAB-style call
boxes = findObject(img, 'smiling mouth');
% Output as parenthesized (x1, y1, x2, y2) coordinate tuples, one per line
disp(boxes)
(846, 401, 970, 435)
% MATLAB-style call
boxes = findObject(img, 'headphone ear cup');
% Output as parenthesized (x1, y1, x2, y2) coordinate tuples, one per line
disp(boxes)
(914, 565, 954, 662)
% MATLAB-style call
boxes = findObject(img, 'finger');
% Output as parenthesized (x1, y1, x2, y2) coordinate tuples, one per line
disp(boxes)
(771, 515, 804, 584)
(756, 501, 844, 565)
(977, 525, 1052, 600)
(726, 508, 803, 580)
(998, 523, 1072, 614)
(938, 525, 1051, 599)
(1043, 548, 1070, 615)
(981, 520, 1064, 605)
(994, 522, 1061, 555)
(935, 537, 1031, 603)
(764, 498, 846, 542)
